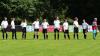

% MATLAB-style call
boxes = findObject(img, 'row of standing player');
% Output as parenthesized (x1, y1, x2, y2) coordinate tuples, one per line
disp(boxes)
(0, 17, 98, 40)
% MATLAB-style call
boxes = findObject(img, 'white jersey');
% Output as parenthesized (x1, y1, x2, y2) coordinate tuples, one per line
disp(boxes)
(63, 22, 69, 30)
(54, 20, 60, 29)
(11, 20, 15, 29)
(82, 22, 88, 29)
(42, 22, 49, 29)
(32, 21, 39, 29)
(1, 20, 8, 29)
(73, 21, 79, 27)
(21, 22, 27, 28)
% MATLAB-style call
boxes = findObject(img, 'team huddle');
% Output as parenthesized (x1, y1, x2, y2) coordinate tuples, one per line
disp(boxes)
(0, 17, 98, 40)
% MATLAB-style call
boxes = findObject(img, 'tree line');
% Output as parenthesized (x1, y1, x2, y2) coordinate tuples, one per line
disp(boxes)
(0, 0, 100, 25)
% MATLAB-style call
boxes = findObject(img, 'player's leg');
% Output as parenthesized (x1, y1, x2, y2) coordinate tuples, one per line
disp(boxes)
(23, 28, 26, 39)
(54, 29, 56, 40)
(64, 30, 66, 39)
(76, 28, 79, 40)
(83, 29, 86, 39)
(93, 30, 96, 40)
(57, 29, 59, 40)
(46, 33, 48, 40)
(84, 33, 86, 39)
(67, 30, 70, 40)
(84, 29, 87, 39)
(22, 28, 24, 39)
(43, 29, 45, 40)
(36, 29, 39, 39)
(12, 29, 14, 39)
(24, 31, 26, 39)
(93, 30, 95, 40)
(73, 27, 76, 39)
(5, 28, 8, 39)
(45, 29, 48, 39)
(2, 29, 4, 39)
(76, 33, 79, 40)
(34, 29, 36, 39)
(15, 29, 17, 40)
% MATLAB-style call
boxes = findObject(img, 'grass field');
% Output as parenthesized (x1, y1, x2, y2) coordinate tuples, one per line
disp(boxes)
(0, 32, 100, 56)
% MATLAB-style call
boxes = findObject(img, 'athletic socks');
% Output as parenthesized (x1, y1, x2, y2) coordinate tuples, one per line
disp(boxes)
(77, 34, 79, 39)
(6, 33, 8, 39)
(74, 34, 75, 39)
(34, 35, 35, 39)
(54, 34, 56, 40)
(68, 35, 70, 40)
(44, 34, 45, 40)
(46, 35, 48, 39)
(64, 34, 66, 39)
(84, 34, 86, 39)
(37, 35, 39, 39)
(57, 34, 59, 40)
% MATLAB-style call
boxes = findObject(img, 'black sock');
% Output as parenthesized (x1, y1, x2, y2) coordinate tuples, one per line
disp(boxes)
(64, 34, 66, 39)
(2, 33, 4, 40)
(77, 34, 79, 39)
(12, 34, 14, 39)
(25, 33, 26, 39)
(22, 33, 24, 39)
(85, 34, 86, 39)
(57, 34, 59, 40)
(74, 34, 75, 39)
(6, 33, 8, 39)
(54, 33, 56, 40)
(44, 34, 45, 40)
(34, 35, 35, 39)
(68, 34, 70, 40)
(46, 35, 48, 39)
(15, 34, 17, 40)
(37, 35, 38, 39)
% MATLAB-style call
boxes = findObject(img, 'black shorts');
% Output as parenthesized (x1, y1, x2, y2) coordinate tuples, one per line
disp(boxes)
(43, 29, 47, 33)
(12, 29, 16, 33)
(22, 27, 26, 33)
(34, 29, 39, 32)
(54, 29, 59, 33)
(83, 29, 87, 33)
(74, 27, 79, 33)
(2, 28, 7, 33)
(64, 30, 69, 34)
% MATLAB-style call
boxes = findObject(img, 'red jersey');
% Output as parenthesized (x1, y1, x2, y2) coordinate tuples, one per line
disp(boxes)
(92, 26, 97, 30)
(92, 20, 97, 30)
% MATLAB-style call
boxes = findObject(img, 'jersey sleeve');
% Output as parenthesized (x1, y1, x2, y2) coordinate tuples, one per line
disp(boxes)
(11, 21, 13, 26)
(47, 22, 49, 25)
(7, 21, 8, 26)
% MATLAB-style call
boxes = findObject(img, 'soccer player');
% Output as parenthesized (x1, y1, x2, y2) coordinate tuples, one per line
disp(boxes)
(32, 18, 39, 39)
(1, 17, 8, 40)
(63, 19, 70, 40)
(82, 19, 88, 39)
(11, 18, 17, 40)
(92, 18, 98, 40)
(42, 19, 49, 40)
(73, 17, 79, 40)
(54, 16, 60, 40)
(21, 19, 27, 39)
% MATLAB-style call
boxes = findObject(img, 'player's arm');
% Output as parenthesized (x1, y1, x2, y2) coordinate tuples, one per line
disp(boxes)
(6, 21, 8, 28)
(10, 21, 13, 27)
(62, 23, 65, 32)
(32, 22, 35, 26)
(0, 21, 3, 30)
(47, 22, 49, 26)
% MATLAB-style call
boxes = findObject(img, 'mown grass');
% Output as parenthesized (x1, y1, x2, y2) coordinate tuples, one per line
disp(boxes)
(0, 32, 100, 56)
